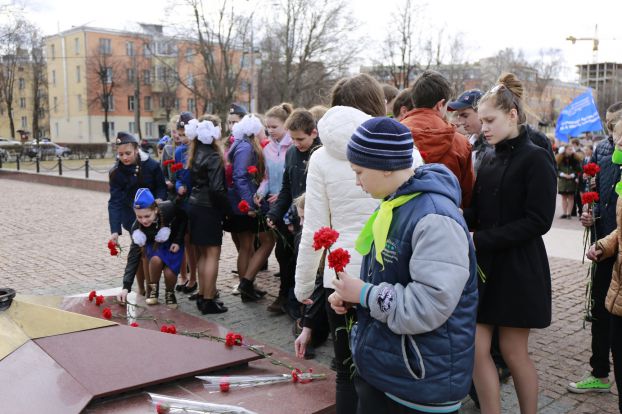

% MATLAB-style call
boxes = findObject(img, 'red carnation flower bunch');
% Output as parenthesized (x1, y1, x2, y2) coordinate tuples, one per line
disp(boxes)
(582, 162, 601, 177)
(162, 159, 175, 167)
(313, 227, 351, 278)
(260, 140, 269, 148)
(225, 332, 243, 347)
(88, 290, 105, 307)
(170, 162, 184, 173)
(160, 324, 177, 334)
(130, 322, 139, 327)
(581, 192, 599, 206)
(107, 240, 122, 257)
(238, 200, 250, 214)
(102, 307, 112, 320)
(247, 165, 258, 175)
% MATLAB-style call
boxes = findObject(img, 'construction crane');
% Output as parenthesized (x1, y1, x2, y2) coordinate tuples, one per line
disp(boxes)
(566, 24, 619, 62)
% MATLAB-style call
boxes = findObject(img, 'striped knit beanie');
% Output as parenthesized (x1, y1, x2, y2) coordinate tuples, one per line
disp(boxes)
(347, 117, 413, 171)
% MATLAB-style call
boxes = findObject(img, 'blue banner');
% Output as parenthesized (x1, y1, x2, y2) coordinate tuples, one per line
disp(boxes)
(555, 89, 603, 142)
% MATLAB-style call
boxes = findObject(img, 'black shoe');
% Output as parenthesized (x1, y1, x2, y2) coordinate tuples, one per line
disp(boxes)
(239, 279, 263, 302)
(175, 280, 188, 292)
(189, 293, 200, 301)
(273, 272, 281, 278)
(253, 285, 267, 297)
(560, 214, 568, 219)
(201, 299, 228, 314)
(183, 281, 198, 294)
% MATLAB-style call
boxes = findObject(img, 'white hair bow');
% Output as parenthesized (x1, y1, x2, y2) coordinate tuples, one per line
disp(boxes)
(184, 119, 199, 140)
(232, 114, 264, 141)
(196, 120, 221, 145)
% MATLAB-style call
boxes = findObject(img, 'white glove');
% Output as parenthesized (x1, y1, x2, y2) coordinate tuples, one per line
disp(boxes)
(155, 227, 171, 243)
(131, 229, 147, 247)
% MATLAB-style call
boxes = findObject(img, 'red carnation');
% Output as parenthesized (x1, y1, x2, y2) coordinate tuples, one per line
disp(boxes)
(247, 165, 258, 175)
(225, 332, 236, 347)
(229, 135, 235, 144)
(582, 162, 601, 177)
(260, 140, 269, 148)
(313, 227, 340, 251)
(581, 191, 600, 205)
(109, 247, 118, 256)
(95, 295, 105, 306)
(219, 381, 230, 392)
(88, 290, 97, 302)
(155, 403, 170, 414)
(170, 162, 183, 173)
(167, 325, 177, 334)
(162, 159, 175, 167)
(238, 200, 250, 214)
(130, 322, 139, 327)
(328, 248, 351, 273)
(107, 240, 116, 249)
(102, 308, 112, 320)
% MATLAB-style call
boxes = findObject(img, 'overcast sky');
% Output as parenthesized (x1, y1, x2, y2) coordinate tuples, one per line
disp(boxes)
(21, 0, 622, 82)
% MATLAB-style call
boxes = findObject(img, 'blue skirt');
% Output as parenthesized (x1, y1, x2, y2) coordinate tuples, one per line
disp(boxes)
(145, 241, 184, 274)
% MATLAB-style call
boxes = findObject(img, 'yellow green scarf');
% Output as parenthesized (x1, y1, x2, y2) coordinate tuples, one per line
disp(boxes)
(355, 192, 421, 268)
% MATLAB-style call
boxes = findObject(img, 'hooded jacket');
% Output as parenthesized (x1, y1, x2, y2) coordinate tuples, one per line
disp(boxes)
(294, 106, 424, 302)
(353, 164, 477, 408)
(401, 108, 474, 206)
(257, 134, 293, 197)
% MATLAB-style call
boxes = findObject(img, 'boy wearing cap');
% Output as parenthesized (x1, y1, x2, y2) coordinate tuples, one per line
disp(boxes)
(329, 117, 477, 413)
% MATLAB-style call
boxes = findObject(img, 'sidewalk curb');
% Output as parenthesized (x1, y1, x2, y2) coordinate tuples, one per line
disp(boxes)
(0, 169, 108, 192)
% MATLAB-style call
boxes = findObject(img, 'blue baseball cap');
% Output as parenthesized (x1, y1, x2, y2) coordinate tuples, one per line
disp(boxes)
(448, 89, 483, 111)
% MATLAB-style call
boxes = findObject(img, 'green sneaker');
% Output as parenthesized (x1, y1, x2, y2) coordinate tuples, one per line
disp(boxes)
(567, 375, 612, 393)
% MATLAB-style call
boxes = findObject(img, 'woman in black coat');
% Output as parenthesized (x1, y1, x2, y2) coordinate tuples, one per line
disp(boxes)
(464, 74, 557, 414)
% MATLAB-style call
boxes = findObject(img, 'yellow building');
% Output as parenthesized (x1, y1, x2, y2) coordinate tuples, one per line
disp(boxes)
(0, 56, 49, 140)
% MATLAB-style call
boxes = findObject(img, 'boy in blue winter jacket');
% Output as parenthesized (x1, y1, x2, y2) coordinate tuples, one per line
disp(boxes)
(329, 117, 478, 413)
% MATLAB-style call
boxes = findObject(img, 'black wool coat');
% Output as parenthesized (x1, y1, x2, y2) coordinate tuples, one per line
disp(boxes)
(464, 126, 557, 328)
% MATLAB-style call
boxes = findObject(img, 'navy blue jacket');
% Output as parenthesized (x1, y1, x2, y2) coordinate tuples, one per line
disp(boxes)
(352, 164, 478, 406)
(108, 152, 167, 234)
(593, 136, 621, 238)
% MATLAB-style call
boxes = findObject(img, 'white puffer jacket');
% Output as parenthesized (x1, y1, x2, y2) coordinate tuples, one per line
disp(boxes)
(294, 107, 424, 301)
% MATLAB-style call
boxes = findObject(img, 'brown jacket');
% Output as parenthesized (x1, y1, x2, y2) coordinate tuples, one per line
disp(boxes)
(596, 196, 622, 316)
(401, 108, 474, 207)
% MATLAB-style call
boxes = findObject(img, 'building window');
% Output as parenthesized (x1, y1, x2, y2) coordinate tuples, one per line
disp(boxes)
(19, 97, 26, 108)
(187, 98, 195, 113)
(76, 65, 81, 83)
(18, 78, 25, 89)
(128, 96, 135, 111)
(99, 38, 112, 55)
(77, 94, 83, 111)
(143, 69, 151, 85)
(105, 67, 113, 84)
(143, 43, 152, 57)
(51, 70, 56, 86)
(144, 96, 152, 111)
(74, 38, 80, 54)
(126, 41, 134, 56)
(129, 121, 136, 134)
(53, 97, 58, 113)
(156, 65, 165, 81)
(55, 122, 59, 138)
(127, 68, 135, 83)
(185, 48, 194, 63)
(145, 122, 154, 137)
(187, 73, 194, 88)
(21, 116, 27, 129)
(175, 98, 180, 111)
(103, 94, 115, 111)
(50, 44, 55, 59)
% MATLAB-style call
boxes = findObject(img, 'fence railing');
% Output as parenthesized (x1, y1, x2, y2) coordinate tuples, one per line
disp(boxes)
(0, 155, 112, 179)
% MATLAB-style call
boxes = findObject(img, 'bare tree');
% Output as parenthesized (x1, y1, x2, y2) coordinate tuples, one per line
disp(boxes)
(88, 50, 122, 142)
(532, 48, 564, 98)
(0, 17, 27, 138)
(259, 0, 357, 108)
(182, 0, 252, 121)
(27, 25, 47, 140)
(479, 48, 529, 90)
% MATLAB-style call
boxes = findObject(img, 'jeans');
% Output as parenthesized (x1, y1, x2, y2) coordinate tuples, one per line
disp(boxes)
(590, 257, 614, 378)
(325, 287, 358, 414)
(353, 376, 459, 414)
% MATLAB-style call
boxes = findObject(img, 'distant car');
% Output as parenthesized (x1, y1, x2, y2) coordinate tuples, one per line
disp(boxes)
(0, 138, 23, 160)
(23, 141, 71, 159)
(140, 138, 159, 155)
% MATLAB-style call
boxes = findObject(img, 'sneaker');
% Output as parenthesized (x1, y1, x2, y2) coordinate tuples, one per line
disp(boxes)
(165, 290, 178, 309)
(567, 375, 612, 393)
(146, 283, 159, 305)
(231, 283, 240, 295)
